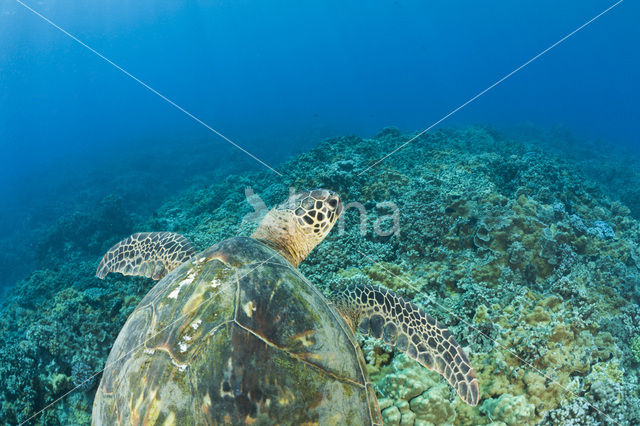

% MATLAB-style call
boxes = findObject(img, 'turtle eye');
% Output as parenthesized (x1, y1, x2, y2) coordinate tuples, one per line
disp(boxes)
(327, 198, 338, 209)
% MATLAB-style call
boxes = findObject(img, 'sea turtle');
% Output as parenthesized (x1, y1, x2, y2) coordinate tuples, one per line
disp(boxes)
(92, 189, 478, 425)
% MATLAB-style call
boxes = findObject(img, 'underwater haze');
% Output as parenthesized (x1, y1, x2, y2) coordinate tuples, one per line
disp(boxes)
(1, 0, 639, 287)
(1, 0, 640, 424)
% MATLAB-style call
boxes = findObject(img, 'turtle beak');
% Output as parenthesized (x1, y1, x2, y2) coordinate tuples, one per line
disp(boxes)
(324, 191, 342, 218)
(334, 197, 343, 217)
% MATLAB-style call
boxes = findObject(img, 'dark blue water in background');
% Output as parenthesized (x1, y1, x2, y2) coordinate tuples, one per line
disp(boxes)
(0, 0, 638, 291)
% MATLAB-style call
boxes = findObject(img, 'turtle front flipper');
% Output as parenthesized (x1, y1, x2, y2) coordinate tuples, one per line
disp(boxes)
(96, 232, 197, 280)
(330, 283, 479, 406)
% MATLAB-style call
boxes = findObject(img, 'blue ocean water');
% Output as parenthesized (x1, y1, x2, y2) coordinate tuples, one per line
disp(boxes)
(2, 1, 639, 173)
(1, 0, 639, 424)
(1, 0, 638, 286)
(1, 0, 638, 222)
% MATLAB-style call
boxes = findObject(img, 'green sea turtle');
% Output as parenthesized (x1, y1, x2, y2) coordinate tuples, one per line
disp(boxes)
(92, 189, 478, 425)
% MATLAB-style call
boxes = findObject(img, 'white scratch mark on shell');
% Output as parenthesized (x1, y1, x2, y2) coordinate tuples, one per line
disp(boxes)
(168, 272, 196, 299)
(171, 358, 188, 372)
(210, 278, 221, 289)
(191, 319, 202, 330)
(242, 300, 256, 318)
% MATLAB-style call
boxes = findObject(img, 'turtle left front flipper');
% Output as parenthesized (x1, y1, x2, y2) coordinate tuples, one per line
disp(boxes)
(330, 283, 479, 406)
(96, 232, 197, 280)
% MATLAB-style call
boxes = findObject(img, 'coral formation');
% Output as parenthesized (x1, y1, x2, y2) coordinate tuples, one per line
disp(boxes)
(480, 393, 536, 424)
(631, 335, 640, 363)
(0, 126, 639, 424)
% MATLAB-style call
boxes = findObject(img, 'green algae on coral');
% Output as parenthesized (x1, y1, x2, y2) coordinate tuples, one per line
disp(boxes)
(1, 126, 639, 424)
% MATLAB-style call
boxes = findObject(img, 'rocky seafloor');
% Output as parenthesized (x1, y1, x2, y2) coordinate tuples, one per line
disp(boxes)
(1, 126, 639, 425)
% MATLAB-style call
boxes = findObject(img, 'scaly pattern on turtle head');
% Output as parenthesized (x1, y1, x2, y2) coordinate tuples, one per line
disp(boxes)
(252, 189, 342, 267)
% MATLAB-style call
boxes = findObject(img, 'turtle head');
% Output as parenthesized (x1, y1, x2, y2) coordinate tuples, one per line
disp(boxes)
(251, 189, 343, 267)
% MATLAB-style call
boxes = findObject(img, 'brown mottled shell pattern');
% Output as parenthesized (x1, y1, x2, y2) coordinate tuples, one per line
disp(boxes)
(92, 237, 381, 425)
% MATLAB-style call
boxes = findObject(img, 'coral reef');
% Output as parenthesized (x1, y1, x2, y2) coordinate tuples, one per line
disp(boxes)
(0, 126, 639, 424)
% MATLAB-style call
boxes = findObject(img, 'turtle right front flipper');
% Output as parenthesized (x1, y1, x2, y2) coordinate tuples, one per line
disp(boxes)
(330, 283, 479, 406)
(96, 232, 197, 280)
